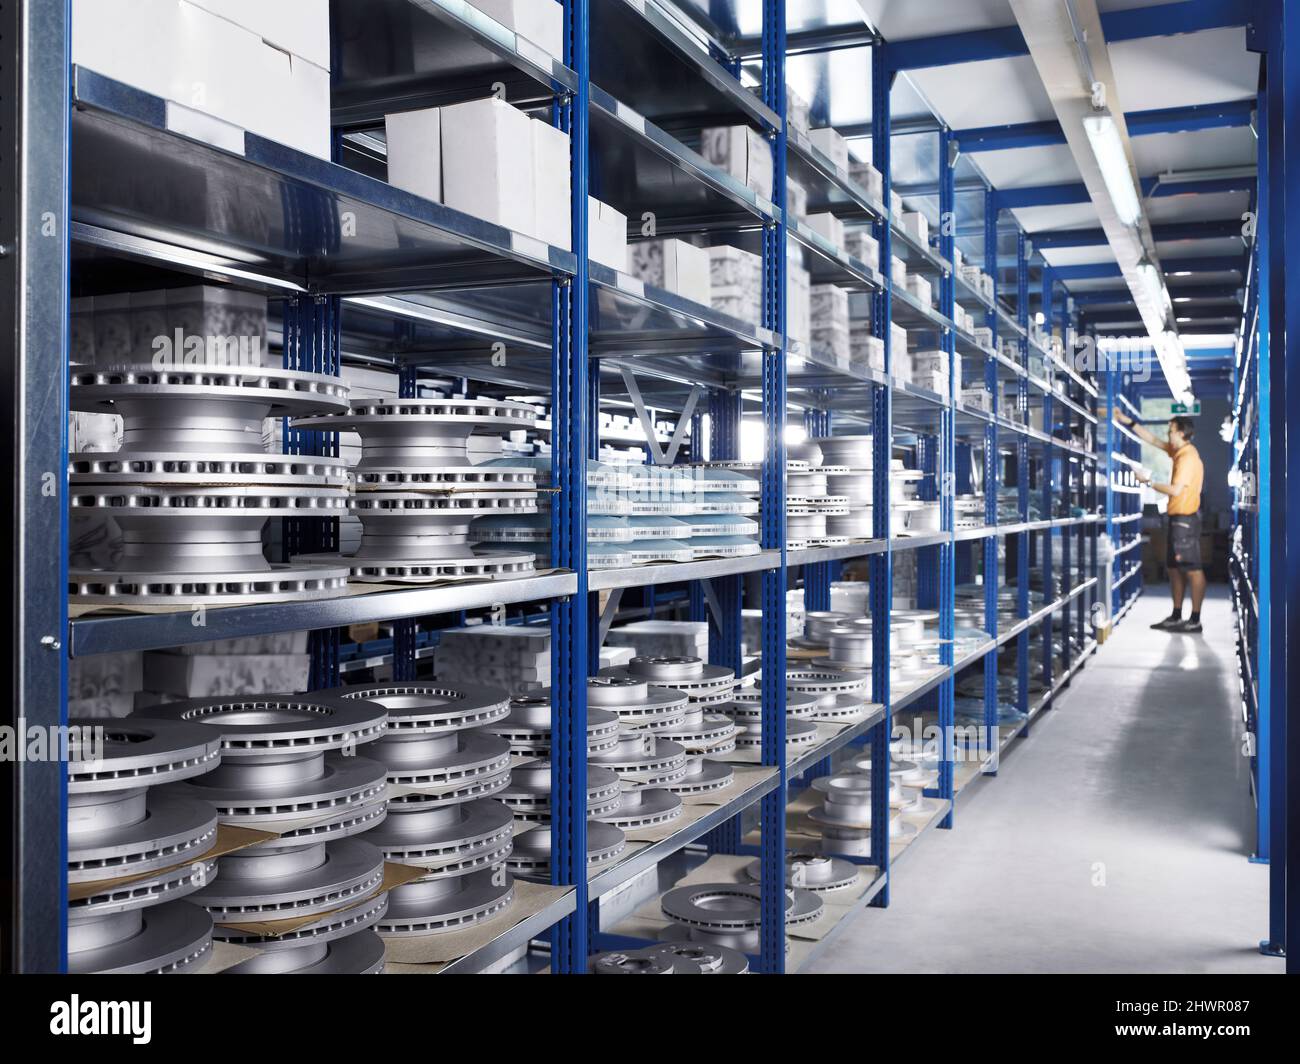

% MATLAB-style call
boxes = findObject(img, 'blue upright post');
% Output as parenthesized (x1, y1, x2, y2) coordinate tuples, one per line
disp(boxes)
(804, 407, 833, 612)
(391, 365, 420, 681)
(758, 0, 790, 972)
(1258, 0, 1289, 963)
(1015, 233, 1031, 728)
(868, 42, 895, 903)
(937, 128, 957, 825)
(283, 295, 342, 690)
(982, 190, 1001, 769)
(550, 0, 591, 972)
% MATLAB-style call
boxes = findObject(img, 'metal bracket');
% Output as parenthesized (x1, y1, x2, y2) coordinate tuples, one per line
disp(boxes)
(596, 587, 625, 647)
(700, 579, 725, 631)
(619, 365, 704, 465)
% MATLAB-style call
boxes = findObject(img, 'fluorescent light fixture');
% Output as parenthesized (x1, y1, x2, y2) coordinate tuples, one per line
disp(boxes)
(1083, 111, 1143, 227)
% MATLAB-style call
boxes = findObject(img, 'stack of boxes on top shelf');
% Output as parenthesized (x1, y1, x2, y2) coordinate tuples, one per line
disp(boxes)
(73, 0, 333, 158)
(604, 621, 708, 660)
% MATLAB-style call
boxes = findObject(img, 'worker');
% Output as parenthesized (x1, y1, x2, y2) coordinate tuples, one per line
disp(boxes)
(1113, 411, 1206, 633)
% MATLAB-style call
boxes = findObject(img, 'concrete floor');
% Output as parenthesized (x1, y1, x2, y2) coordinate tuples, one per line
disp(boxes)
(807, 585, 1284, 974)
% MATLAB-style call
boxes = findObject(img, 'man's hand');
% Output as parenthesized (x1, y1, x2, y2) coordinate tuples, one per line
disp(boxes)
(1114, 409, 1133, 427)
(1136, 468, 1152, 485)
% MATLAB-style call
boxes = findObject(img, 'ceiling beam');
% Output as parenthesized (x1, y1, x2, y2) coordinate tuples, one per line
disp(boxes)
(994, 174, 1254, 209)
(954, 99, 1253, 152)
(885, 0, 1252, 71)
(1034, 219, 1244, 248)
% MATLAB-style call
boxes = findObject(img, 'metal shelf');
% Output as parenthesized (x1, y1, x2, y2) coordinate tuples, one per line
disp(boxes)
(588, 550, 782, 591)
(591, 0, 780, 133)
(587, 765, 781, 900)
(69, 572, 578, 657)
(70, 68, 576, 294)
(438, 888, 578, 974)
(329, 0, 579, 127)
(786, 130, 886, 223)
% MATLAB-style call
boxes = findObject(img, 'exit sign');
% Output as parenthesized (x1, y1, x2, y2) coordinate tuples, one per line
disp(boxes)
(1171, 401, 1201, 415)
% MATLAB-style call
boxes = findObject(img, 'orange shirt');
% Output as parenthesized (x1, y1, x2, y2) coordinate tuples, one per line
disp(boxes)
(1165, 442, 1203, 516)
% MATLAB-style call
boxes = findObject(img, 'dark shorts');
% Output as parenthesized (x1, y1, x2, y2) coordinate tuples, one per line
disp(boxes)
(1167, 513, 1202, 571)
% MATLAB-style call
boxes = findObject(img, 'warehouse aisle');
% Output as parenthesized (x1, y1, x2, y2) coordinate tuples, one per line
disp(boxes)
(809, 587, 1283, 974)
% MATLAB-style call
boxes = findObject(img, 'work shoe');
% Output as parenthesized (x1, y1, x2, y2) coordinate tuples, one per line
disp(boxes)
(1149, 615, 1183, 630)
(1169, 618, 1203, 634)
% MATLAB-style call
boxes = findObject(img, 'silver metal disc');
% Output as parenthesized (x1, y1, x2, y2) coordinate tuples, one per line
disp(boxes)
(223, 929, 387, 974)
(665, 758, 734, 795)
(67, 899, 213, 975)
(66, 716, 223, 793)
(327, 681, 509, 735)
(377, 867, 516, 937)
(593, 786, 683, 829)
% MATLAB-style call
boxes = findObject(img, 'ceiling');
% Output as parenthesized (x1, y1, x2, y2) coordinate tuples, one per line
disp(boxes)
(721, 0, 1257, 388)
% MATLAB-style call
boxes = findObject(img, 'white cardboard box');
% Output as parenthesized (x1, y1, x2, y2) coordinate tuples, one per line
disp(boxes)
(629, 239, 711, 304)
(385, 107, 442, 203)
(788, 262, 811, 346)
(441, 96, 536, 235)
(787, 87, 812, 136)
(850, 160, 883, 202)
(709, 245, 763, 324)
(901, 210, 929, 245)
(807, 212, 845, 250)
(810, 126, 850, 172)
(906, 273, 933, 307)
(700, 125, 774, 201)
(891, 255, 908, 286)
(185, 0, 331, 69)
(73, 0, 330, 158)
(532, 118, 572, 250)
(787, 179, 809, 221)
(845, 229, 879, 267)
(142, 652, 311, 697)
(470, 0, 564, 62)
(589, 197, 629, 272)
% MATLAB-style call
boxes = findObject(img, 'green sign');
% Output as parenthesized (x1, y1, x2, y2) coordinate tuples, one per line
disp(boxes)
(1171, 401, 1201, 415)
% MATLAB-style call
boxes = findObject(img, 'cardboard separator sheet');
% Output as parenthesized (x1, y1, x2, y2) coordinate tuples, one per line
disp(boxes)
(67, 823, 278, 903)
(215, 860, 428, 938)
(381, 879, 571, 970)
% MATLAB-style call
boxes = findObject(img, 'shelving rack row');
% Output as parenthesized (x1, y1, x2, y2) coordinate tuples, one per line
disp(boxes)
(5, 0, 1146, 974)
(1228, 23, 1286, 964)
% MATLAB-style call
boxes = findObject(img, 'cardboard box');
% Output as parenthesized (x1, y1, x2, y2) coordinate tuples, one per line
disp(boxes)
(786, 179, 809, 221)
(630, 238, 711, 304)
(811, 284, 850, 365)
(700, 125, 774, 201)
(906, 273, 933, 308)
(807, 212, 845, 249)
(185, 0, 331, 69)
(70, 654, 143, 700)
(845, 229, 879, 267)
(960, 388, 993, 412)
(142, 652, 311, 697)
(440, 96, 536, 235)
(531, 118, 572, 250)
(890, 322, 909, 359)
(72, 0, 330, 158)
(470, 0, 564, 62)
(891, 256, 908, 286)
(901, 211, 929, 245)
(709, 245, 763, 323)
(787, 87, 812, 137)
(385, 107, 442, 203)
(889, 188, 903, 217)
(852, 332, 886, 373)
(850, 160, 883, 202)
(589, 197, 629, 272)
(788, 262, 811, 346)
(809, 126, 850, 172)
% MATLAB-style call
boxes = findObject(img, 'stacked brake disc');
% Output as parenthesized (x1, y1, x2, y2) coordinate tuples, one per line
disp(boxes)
(485, 686, 627, 880)
(66, 717, 222, 974)
(292, 398, 539, 581)
(140, 694, 391, 973)
(69, 361, 351, 605)
(329, 681, 521, 941)
(588, 941, 750, 974)
(596, 657, 738, 796)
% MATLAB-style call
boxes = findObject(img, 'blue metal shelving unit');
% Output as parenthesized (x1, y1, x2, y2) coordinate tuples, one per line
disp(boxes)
(27, 0, 1273, 976)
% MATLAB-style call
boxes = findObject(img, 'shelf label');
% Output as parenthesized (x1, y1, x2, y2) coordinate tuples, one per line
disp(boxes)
(511, 233, 549, 262)
(616, 274, 645, 298)
(616, 101, 646, 134)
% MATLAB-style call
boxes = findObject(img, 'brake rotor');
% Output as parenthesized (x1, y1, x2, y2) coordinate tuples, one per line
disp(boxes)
(362, 797, 514, 873)
(593, 785, 683, 830)
(589, 731, 689, 786)
(731, 716, 820, 748)
(586, 675, 690, 728)
(664, 757, 735, 795)
(328, 681, 510, 735)
(743, 853, 859, 892)
(223, 928, 387, 974)
(727, 687, 822, 720)
(498, 760, 623, 821)
(652, 705, 739, 755)
(70, 363, 351, 606)
(505, 820, 626, 880)
(484, 693, 621, 755)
